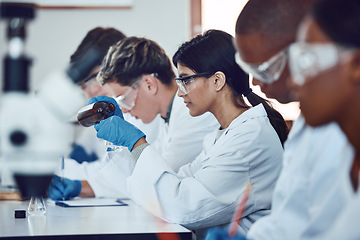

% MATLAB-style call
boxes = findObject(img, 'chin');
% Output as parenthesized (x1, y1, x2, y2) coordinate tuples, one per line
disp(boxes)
(303, 117, 328, 128)
(189, 108, 205, 117)
(302, 110, 329, 127)
(141, 117, 153, 124)
(143, 113, 160, 124)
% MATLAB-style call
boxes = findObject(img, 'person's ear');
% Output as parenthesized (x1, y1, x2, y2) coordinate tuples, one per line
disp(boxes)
(143, 74, 158, 95)
(213, 71, 226, 92)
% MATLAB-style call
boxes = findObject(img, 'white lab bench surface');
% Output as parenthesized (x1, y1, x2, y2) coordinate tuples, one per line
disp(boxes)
(0, 199, 192, 239)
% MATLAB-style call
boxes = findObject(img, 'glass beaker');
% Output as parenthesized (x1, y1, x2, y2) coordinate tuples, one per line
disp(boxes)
(28, 196, 46, 216)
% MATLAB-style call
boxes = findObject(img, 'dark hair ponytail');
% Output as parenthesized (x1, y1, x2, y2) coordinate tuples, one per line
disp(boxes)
(173, 29, 288, 146)
(246, 91, 288, 146)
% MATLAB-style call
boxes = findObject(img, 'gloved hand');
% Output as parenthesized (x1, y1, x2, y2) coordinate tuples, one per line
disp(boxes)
(205, 227, 248, 240)
(69, 144, 98, 163)
(95, 116, 146, 151)
(48, 175, 82, 200)
(88, 95, 123, 118)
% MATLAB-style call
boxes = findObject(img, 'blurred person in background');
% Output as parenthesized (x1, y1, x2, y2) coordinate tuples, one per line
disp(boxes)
(289, 0, 359, 238)
(48, 27, 162, 199)
(67, 27, 160, 164)
(205, 0, 353, 239)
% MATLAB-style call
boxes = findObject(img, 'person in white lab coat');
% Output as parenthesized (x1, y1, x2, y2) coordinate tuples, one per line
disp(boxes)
(67, 27, 126, 164)
(288, 0, 360, 238)
(205, 0, 355, 239)
(48, 28, 162, 198)
(90, 30, 287, 239)
(67, 27, 160, 164)
(48, 36, 219, 199)
(67, 27, 161, 181)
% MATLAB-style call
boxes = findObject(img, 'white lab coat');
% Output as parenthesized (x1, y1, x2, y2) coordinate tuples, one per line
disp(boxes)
(314, 185, 360, 240)
(150, 94, 220, 171)
(247, 115, 355, 240)
(127, 104, 283, 239)
(85, 94, 219, 197)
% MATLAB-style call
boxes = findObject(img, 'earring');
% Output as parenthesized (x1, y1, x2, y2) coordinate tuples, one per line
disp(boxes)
(216, 83, 221, 90)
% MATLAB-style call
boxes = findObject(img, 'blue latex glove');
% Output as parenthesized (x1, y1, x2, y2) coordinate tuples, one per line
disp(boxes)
(48, 175, 82, 200)
(87, 95, 123, 118)
(205, 227, 248, 240)
(69, 144, 98, 163)
(94, 115, 145, 151)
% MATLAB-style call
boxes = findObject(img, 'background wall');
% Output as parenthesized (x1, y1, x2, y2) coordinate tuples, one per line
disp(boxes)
(0, 0, 190, 91)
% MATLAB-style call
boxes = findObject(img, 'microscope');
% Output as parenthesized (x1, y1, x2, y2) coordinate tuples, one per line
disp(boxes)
(0, 2, 101, 198)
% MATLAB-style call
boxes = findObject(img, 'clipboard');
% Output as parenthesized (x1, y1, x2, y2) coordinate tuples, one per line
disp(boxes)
(55, 198, 128, 207)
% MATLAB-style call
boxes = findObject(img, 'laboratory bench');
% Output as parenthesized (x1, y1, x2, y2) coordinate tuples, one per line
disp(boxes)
(0, 199, 192, 239)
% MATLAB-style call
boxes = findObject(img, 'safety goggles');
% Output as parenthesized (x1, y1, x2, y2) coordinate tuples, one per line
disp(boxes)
(175, 72, 210, 95)
(80, 73, 99, 89)
(115, 73, 157, 110)
(288, 42, 350, 85)
(235, 48, 288, 84)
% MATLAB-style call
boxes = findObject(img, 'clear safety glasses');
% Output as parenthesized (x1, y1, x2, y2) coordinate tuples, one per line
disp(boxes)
(175, 72, 210, 95)
(288, 42, 351, 86)
(115, 81, 140, 110)
(235, 48, 288, 84)
(115, 73, 158, 110)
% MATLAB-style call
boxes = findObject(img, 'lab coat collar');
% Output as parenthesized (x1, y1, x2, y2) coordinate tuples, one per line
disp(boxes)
(225, 104, 267, 132)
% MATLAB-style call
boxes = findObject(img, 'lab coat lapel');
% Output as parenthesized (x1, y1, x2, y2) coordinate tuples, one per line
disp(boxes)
(203, 104, 268, 158)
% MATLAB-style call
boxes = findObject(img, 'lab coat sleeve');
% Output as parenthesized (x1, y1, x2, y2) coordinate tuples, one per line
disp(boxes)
(301, 127, 353, 238)
(314, 193, 360, 240)
(86, 148, 135, 198)
(126, 115, 282, 230)
(127, 145, 242, 229)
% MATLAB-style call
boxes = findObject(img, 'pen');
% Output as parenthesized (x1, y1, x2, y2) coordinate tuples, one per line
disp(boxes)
(228, 183, 252, 237)
(61, 156, 65, 201)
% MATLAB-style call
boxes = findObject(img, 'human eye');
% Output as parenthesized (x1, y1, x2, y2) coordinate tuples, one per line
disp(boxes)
(183, 79, 191, 85)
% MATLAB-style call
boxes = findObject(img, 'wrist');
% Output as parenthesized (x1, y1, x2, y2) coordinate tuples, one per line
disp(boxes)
(131, 137, 147, 151)
(79, 180, 95, 198)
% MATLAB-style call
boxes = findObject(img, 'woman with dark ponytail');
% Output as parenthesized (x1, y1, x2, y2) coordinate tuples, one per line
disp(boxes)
(168, 29, 285, 238)
(173, 30, 288, 146)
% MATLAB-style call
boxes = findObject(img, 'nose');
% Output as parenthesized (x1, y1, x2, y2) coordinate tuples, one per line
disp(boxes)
(121, 107, 130, 114)
(252, 77, 265, 87)
(177, 88, 185, 97)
